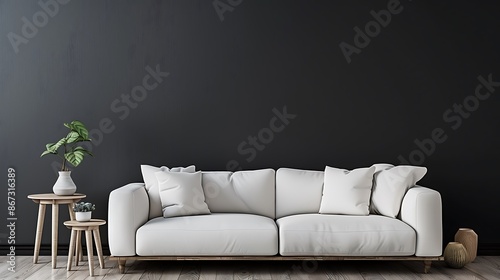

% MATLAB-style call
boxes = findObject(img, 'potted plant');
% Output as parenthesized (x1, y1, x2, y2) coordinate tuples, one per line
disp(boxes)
(73, 202, 95, 221)
(41, 120, 93, 195)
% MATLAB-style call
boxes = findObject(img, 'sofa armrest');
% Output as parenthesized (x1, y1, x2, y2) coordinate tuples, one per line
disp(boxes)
(108, 183, 149, 256)
(401, 185, 442, 257)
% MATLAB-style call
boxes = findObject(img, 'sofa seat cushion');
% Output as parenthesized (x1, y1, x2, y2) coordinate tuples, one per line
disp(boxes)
(136, 213, 278, 256)
(277, 214, 416, 256)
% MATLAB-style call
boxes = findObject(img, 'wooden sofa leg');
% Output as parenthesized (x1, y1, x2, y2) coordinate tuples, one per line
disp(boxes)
(118, 259, 126, 273)
(424, 260, 432, 273)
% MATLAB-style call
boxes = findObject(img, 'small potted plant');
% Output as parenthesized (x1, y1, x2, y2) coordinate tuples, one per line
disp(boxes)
(73, 202, 95, 221)
(40, 120, 93, 195)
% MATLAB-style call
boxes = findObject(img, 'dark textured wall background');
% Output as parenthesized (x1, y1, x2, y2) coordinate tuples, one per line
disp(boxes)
(1, 0, 499, 253)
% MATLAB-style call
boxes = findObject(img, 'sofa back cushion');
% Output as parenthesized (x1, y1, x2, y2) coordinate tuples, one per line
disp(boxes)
(276, 168, 324, 219)
(201, 169, 275, 219)
(141, 165, 196, 219)
(319, 166, 375, 216)
(156, 171, 211, 218)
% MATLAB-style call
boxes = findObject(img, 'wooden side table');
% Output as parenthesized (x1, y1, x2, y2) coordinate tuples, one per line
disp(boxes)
(28, 193, 86, 268)
(64, 219, 106, 277)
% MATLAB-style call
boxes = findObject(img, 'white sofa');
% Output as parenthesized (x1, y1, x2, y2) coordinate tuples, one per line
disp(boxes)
(108, 168, 443, 273)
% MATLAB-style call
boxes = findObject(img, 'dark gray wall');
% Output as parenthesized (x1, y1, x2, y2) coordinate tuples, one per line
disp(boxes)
(1, 0, 499, 253)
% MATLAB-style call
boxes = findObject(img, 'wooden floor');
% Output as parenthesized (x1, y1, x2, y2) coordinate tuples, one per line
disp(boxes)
(0, 256, 499, 280)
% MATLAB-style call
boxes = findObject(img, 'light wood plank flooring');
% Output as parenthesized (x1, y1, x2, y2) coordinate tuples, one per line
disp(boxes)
(0, 256, 499, 280)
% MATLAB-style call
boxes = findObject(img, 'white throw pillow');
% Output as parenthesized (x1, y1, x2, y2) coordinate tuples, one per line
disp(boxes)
(319, 166, 376, 215)
(370, 164, 427, 218)
(155, 171, 211, 218)
(141, 165, 195, 219)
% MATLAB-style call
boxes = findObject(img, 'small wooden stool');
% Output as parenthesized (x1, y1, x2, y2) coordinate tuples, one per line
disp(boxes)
(28, 193, 86, 268)
(64, 219, 106, 276)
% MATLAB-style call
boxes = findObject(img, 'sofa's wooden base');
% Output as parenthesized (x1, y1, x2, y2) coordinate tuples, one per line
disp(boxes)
(110, 255, 444, 274)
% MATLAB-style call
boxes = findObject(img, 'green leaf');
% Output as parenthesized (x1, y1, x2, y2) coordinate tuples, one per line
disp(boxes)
(41, 121, 92, 163)
(41, 142, 61, 157)
(66, 131, 80, 143)
(48, 138, 67, 153)
(76, 136, 91, 142)
(65, 150, 85, 167)
(74, 146, 93, 156)
(40, 150, 57, 157)
(67, 120, 90, 140)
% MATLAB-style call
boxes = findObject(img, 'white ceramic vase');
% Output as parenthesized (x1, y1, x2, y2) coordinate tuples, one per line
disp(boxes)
(53, 171, 77, 196)
(75, 211, 92, 222)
